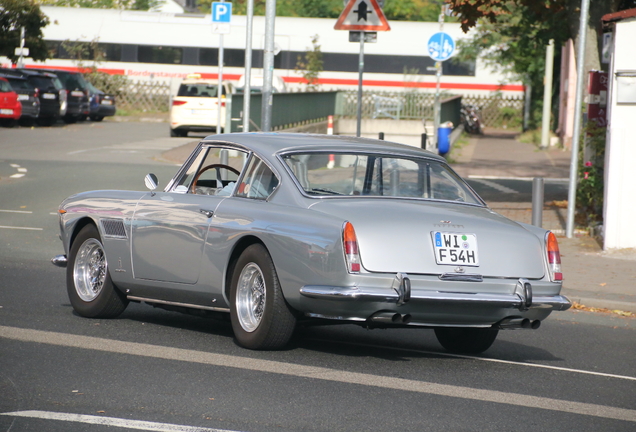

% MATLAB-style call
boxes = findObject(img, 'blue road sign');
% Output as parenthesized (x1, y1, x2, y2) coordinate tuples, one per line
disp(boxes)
(212, 2, 232, 23)
(427, 32, 455, 62)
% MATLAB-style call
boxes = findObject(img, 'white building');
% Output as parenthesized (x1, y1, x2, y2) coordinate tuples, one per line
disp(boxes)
(602, 8, 636, 250)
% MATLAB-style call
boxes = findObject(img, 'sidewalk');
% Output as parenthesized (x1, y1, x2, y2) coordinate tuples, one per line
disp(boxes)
(449, 129, 636, 315)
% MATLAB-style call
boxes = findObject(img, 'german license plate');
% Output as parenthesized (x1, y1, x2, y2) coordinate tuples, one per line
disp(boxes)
(43, 93, 56, 99)
(101, 100, 112, 105)
(18, 94, 29, 101)
(71, 91, 84, 97)
(0, 109, 14, 115)
(190, 109, 209, 115)
(431, 231, 479, 266)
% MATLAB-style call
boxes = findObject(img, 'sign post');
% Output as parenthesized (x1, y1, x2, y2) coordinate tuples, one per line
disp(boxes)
(335, 0, 390, 137)
(212, 1, 231, 133)
(426, 8, 455, 151)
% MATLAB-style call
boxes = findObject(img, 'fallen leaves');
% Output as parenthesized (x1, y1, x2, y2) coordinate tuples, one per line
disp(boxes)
(572, 302, 635, 317)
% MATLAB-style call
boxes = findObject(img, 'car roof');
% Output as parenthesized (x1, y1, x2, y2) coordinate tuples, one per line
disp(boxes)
(2, 68, 55, 78)
(0, 73, 26, 80)
(200, 133, 446, 162)
(28, 68, 80, 75)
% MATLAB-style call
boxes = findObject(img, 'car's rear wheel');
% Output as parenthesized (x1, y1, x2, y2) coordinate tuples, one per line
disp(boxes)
(230, 244, 296, 350)
(67, 224, 128, 318)
(434, 327, 499, 354)
(170, 128, 187, 137)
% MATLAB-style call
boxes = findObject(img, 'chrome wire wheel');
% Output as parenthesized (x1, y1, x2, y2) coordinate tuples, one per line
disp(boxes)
(73, 238, 107, 302)
(236, 262, 266, 332)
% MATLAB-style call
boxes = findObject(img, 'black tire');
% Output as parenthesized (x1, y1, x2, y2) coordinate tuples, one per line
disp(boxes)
(230, 244, 296, 350)
(66, 224, 128, 318)
(170, 128, 186, 137)
(434, 327, 499, 354)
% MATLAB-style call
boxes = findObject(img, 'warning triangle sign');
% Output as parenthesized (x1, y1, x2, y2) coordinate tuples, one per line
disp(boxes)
(334, 0, 391, 31)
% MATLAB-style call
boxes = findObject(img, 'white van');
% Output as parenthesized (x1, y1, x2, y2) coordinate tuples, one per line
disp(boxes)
(169, 74, 234, 137)
(235, 74, 287, 94)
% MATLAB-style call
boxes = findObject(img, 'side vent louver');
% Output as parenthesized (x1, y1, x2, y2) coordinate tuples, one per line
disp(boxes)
(101, 219, 127, 239)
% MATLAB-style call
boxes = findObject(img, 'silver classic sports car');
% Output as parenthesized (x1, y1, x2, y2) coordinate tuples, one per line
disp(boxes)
(52, 133, 571, 353)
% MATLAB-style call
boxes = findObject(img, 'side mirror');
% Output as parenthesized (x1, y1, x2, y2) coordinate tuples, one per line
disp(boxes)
(144, 173, 158, 192)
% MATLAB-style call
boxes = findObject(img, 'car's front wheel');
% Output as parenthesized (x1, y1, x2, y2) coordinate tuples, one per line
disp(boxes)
(434, 327, 499, 354)
(66, 224, 128, 318)
(230, 244, 296, 350)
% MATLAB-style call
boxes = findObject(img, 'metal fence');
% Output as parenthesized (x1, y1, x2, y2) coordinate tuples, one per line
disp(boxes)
(82, 77, 524, 127)
(85, 75, 171, 112)
(339, 91, 524, 128)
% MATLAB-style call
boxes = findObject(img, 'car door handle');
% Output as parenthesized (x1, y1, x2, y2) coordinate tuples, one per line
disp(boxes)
(199, 209, 214, 218)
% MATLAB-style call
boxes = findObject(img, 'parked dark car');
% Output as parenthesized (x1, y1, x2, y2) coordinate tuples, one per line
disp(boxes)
(0, 73, 40, 125)
(87, 82, 116, 121)
(28, 68, 90, 124)
(0, 77, 21, 127)
(0, 68, 67, 126)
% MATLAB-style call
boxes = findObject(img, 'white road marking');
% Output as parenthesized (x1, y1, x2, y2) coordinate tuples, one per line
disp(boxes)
(9, 164, 20, 168)
(0, 209, 33, 214)
(0, 225, 42, 231)
(470, 178, 519, 194)
(0, 411, 242, 432)
(17, 167, 27, 173)
(9, 174, 25, 179)
(310, 339, 636, 382)
(1, 325, 635, 422)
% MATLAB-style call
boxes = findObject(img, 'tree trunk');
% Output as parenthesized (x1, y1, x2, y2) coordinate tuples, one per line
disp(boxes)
(567, 0, 622, 77)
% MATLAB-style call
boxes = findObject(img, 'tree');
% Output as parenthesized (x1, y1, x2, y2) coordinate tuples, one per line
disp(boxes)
(0, 0, 50, 63)
(295, 34, 323, 91)
(38, 0, 164, 10)
(448, 0, 635, 83)
(206, 0, 446, 22)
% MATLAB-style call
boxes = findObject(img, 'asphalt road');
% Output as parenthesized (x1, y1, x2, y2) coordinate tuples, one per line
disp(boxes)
(0, 121, 635, 432)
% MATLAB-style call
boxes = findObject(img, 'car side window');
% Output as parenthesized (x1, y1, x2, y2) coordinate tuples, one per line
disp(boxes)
(173, 147, 247, 195)
(235, 156, 279, 200)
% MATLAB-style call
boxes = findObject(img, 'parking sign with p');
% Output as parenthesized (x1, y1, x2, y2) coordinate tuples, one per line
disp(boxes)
(212, 2, 232, 23)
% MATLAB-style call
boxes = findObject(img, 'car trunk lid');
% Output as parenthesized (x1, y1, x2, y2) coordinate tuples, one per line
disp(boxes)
(309, 199, 545, 279)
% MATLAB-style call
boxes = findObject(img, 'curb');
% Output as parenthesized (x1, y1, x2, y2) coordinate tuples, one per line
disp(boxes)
(566, 296, 636, 315)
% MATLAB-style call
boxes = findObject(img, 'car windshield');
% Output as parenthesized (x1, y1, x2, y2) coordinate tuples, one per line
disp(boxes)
(178, 83, 226, 97)
(282, 152, 483, 204)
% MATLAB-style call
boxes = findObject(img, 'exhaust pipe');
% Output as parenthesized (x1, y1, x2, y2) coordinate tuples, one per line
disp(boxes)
(369, 312, 413, 325)
(531, 320, 541, 329)
(498, 317, 531, 329)
(369, 312, 402, 324)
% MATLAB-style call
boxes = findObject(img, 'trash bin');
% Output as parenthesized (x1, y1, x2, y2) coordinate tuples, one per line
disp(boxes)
(438, 122, 453, 155)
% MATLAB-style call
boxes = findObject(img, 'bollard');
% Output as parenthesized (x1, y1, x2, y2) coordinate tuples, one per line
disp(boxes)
(378, 132, 384, 140)
(421, 132, 427, 149)
(532, 177, 544, 227)
(327, 115, 334, 135)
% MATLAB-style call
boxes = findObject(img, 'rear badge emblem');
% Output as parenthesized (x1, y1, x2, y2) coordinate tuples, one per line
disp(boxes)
(440, 220, 451, 224)
(454, 267, 465, 273)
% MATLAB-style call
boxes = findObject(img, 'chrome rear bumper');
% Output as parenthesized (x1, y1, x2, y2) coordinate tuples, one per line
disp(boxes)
(299, 283, 571, 312)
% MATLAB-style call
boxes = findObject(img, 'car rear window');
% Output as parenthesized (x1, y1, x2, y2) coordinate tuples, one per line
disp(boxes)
(6, 78, 31, 90)
(282, 152, 483, 204)
(0, 79, 12, 92)
(178, 83, 226, 97)
(29, 76, 56, 90)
